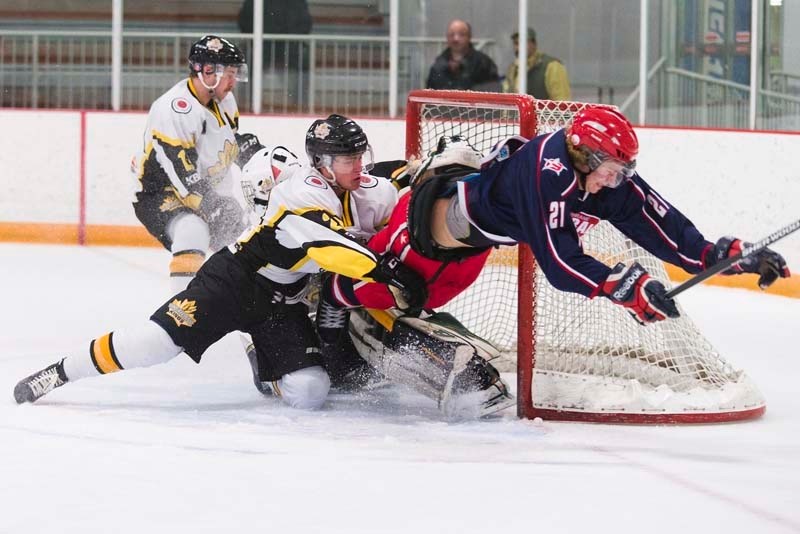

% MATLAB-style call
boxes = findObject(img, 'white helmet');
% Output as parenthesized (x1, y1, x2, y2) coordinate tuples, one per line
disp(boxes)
(411, 135, 483, 185)
(240, 145, 300, 215)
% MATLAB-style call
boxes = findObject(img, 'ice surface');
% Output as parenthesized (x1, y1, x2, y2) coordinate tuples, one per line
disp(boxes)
(1, 243, 798, 533)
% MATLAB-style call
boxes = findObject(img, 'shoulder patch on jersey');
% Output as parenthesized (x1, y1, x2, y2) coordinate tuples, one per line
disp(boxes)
(542, 157, 565, 175)
(171, 97, 192, 114)
(358, 175, 378, 188)
(304, 175, 329, 189)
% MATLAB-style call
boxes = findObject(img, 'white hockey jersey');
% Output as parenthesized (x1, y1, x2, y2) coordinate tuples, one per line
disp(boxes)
(133, 78, 240, 205)
(230, 164, 399, 286)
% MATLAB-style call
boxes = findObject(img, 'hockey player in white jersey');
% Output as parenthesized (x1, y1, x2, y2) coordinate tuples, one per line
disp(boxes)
(14, 115, 426, 411)
(133, 35, 258, 292)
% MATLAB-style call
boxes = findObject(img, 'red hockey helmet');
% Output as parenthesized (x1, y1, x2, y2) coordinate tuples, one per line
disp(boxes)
(569, 107, 638, 176)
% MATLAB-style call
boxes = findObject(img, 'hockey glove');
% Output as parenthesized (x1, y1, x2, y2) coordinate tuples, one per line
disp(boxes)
(710, 236, 791, 289)
(197, 192, 246, 250)
(368, 254, 428, 315)
(235, 132, 264, 167)
(602, 262, 680, 325)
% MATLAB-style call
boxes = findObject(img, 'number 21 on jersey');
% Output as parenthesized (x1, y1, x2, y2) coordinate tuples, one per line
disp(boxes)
(549, 201, 566, 229)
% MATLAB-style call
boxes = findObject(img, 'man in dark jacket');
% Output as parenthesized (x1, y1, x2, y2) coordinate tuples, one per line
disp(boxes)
(426, 19, 500, 91)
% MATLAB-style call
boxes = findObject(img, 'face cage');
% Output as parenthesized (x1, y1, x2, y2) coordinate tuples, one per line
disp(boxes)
(316, 145, 375, 176)
(586, 150, 636, 188)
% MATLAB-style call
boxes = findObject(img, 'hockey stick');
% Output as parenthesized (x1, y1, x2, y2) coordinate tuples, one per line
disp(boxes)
(665, 217, 800, 299)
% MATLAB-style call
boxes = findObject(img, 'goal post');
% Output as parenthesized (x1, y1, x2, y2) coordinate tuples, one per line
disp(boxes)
(405, 89, 766, 423)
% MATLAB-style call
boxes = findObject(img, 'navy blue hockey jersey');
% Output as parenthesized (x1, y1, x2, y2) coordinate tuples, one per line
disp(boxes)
(457, 129, 713, 298)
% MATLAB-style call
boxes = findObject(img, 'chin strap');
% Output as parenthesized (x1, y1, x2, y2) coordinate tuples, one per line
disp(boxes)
(197, 73, 221, 93)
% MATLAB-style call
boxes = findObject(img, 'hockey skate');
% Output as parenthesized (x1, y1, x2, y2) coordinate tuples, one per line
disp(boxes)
(14, 359, 69, 404)
(316, 299, 387, 392)
(241, 335, 273, 397)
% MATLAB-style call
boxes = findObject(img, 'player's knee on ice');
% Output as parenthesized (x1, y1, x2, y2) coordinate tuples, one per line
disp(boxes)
(275, 365, 331, 409)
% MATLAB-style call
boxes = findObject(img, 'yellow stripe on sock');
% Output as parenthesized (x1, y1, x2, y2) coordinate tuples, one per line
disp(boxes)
(170, 251, 205, 277)
(91, 332, 123, 374)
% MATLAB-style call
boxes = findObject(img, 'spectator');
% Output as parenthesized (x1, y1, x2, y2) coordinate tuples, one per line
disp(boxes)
(502, 27, 571, 100)
(238, 0, 313, 105)
(426, 19, 500, 91)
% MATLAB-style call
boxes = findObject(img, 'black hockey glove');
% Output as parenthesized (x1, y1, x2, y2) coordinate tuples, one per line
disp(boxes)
(710, 236, 791, 290)
(235, 132, 264, 167)
(368, 254, 428, 315)
(602, 262, 680, 326)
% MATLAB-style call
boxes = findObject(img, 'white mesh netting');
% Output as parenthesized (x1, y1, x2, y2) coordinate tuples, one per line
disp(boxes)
(408, 91, 765, 421)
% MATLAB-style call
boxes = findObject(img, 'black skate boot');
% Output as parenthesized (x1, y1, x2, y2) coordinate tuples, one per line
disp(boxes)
(316, 299, 385, 392)
(14, 359, 69, 404)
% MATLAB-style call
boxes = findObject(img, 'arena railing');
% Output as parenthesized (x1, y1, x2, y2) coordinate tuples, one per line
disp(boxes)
(0, 28, 495, 116)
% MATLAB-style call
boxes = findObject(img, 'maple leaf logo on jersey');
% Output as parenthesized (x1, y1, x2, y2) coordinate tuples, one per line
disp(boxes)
(314, 122, 331, 139)
(166, 299, 197, 327)
(159, 192, 184, 212)
(207, 139, 238, 181)
(542, 158, 565, 175)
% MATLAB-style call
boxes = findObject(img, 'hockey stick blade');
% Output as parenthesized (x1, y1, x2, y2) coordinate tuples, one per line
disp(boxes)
(665, 217, 800, 299)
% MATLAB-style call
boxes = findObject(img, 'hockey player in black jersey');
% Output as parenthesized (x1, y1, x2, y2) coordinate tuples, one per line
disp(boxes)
(132, 35, 263, 293)
(14, 115, 426, 410)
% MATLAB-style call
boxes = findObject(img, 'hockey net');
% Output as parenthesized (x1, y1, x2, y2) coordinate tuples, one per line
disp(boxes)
(405, 89, 765, 423)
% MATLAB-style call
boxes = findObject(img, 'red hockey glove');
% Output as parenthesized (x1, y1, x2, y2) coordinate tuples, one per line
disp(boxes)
(710, 236, 791, 290)
(602, 262, 680, 325)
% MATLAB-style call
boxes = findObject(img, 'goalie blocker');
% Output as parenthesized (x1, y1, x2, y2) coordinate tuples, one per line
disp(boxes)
(348, 308, 514, 418)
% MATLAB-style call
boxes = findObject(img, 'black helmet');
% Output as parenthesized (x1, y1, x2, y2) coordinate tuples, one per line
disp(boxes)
(305, 114, 371, 169)
(188, 35, 247, 74)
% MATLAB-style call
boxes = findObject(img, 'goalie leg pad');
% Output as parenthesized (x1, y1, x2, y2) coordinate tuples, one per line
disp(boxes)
(348, 310, 513, 418)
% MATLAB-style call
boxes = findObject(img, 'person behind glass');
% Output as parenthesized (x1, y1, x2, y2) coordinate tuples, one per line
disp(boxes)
(502, 27, 571, 100)
(238, 0, 313, 106)
(426, 19, 500, 91)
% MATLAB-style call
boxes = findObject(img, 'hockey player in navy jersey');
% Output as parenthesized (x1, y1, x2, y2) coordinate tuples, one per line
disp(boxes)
(132, 35, 263, 293)
(414, 107, 790, 325)
(14, 115, 426, 410)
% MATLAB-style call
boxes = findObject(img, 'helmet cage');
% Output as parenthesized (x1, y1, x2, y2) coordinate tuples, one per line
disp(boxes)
(240, 145, 300, 215)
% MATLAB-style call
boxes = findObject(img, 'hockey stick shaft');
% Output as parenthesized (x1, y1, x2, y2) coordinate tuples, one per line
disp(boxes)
(665, 217, 800, 299)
